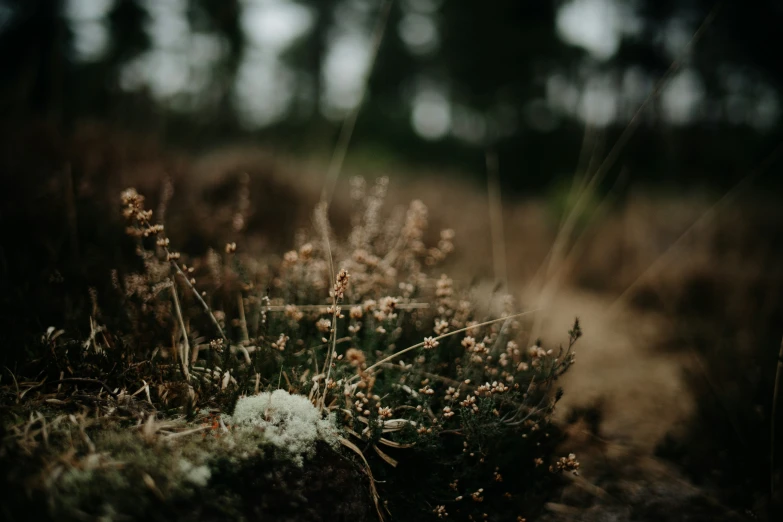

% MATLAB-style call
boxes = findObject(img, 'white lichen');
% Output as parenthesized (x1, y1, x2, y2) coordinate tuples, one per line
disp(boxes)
(178, 459, 211, 487)
(232, 389, 338, 466)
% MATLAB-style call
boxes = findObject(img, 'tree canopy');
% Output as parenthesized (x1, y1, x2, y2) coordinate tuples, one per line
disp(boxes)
(1, 0, 781, 189)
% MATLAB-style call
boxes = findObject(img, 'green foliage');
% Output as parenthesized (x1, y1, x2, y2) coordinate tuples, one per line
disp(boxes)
(544, 176, 603, 234)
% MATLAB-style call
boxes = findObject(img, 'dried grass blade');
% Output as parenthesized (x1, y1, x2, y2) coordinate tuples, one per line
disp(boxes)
(373, 444, 398, 467)
(353, 308, 539, 381)
(378, 437, 414, 449)
(339, 437, 387, 522)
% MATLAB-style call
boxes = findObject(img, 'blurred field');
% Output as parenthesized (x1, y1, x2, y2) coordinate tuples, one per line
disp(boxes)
(1, 122, 781, 519)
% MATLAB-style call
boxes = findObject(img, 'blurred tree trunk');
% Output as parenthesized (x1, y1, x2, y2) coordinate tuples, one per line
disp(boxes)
(0, 0, 67, 123)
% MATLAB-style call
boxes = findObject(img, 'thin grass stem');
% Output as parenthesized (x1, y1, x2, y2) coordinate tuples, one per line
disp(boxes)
(350, 309, 539, 382)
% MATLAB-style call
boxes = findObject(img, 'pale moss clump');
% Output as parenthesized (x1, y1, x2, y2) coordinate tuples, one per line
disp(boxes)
(232, 389, 338, 466)
(178, 459, 212, 487)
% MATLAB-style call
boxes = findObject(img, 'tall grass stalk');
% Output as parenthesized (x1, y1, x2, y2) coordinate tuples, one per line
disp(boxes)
(772, 335, 783, 497)
(486, 150, 508, 290)
(323, 0, 393, 204)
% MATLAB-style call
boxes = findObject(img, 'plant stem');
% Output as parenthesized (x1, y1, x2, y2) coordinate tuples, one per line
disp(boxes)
(351, 309, 539, 382)
(772, 335, 783, 498)
(170, 283, 191, 382)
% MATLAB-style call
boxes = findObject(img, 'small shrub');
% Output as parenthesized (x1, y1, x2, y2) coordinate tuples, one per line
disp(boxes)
(1, 176, 581, 521)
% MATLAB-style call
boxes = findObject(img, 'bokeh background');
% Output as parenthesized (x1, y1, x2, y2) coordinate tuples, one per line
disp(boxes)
(2, 0, 782, 190)
(1, 0, 783, 519)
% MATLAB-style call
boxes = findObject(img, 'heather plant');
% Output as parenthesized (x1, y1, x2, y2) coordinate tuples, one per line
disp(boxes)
(0, 176, 581, 522)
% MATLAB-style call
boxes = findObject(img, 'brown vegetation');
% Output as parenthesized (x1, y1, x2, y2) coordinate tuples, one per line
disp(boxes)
(1, 122, 781, 520)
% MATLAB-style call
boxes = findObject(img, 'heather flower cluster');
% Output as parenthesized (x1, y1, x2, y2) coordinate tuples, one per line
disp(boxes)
(30, 177, 580, 521)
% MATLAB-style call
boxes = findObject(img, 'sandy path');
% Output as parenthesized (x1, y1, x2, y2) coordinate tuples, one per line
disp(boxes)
(521, 286, 695, 452)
